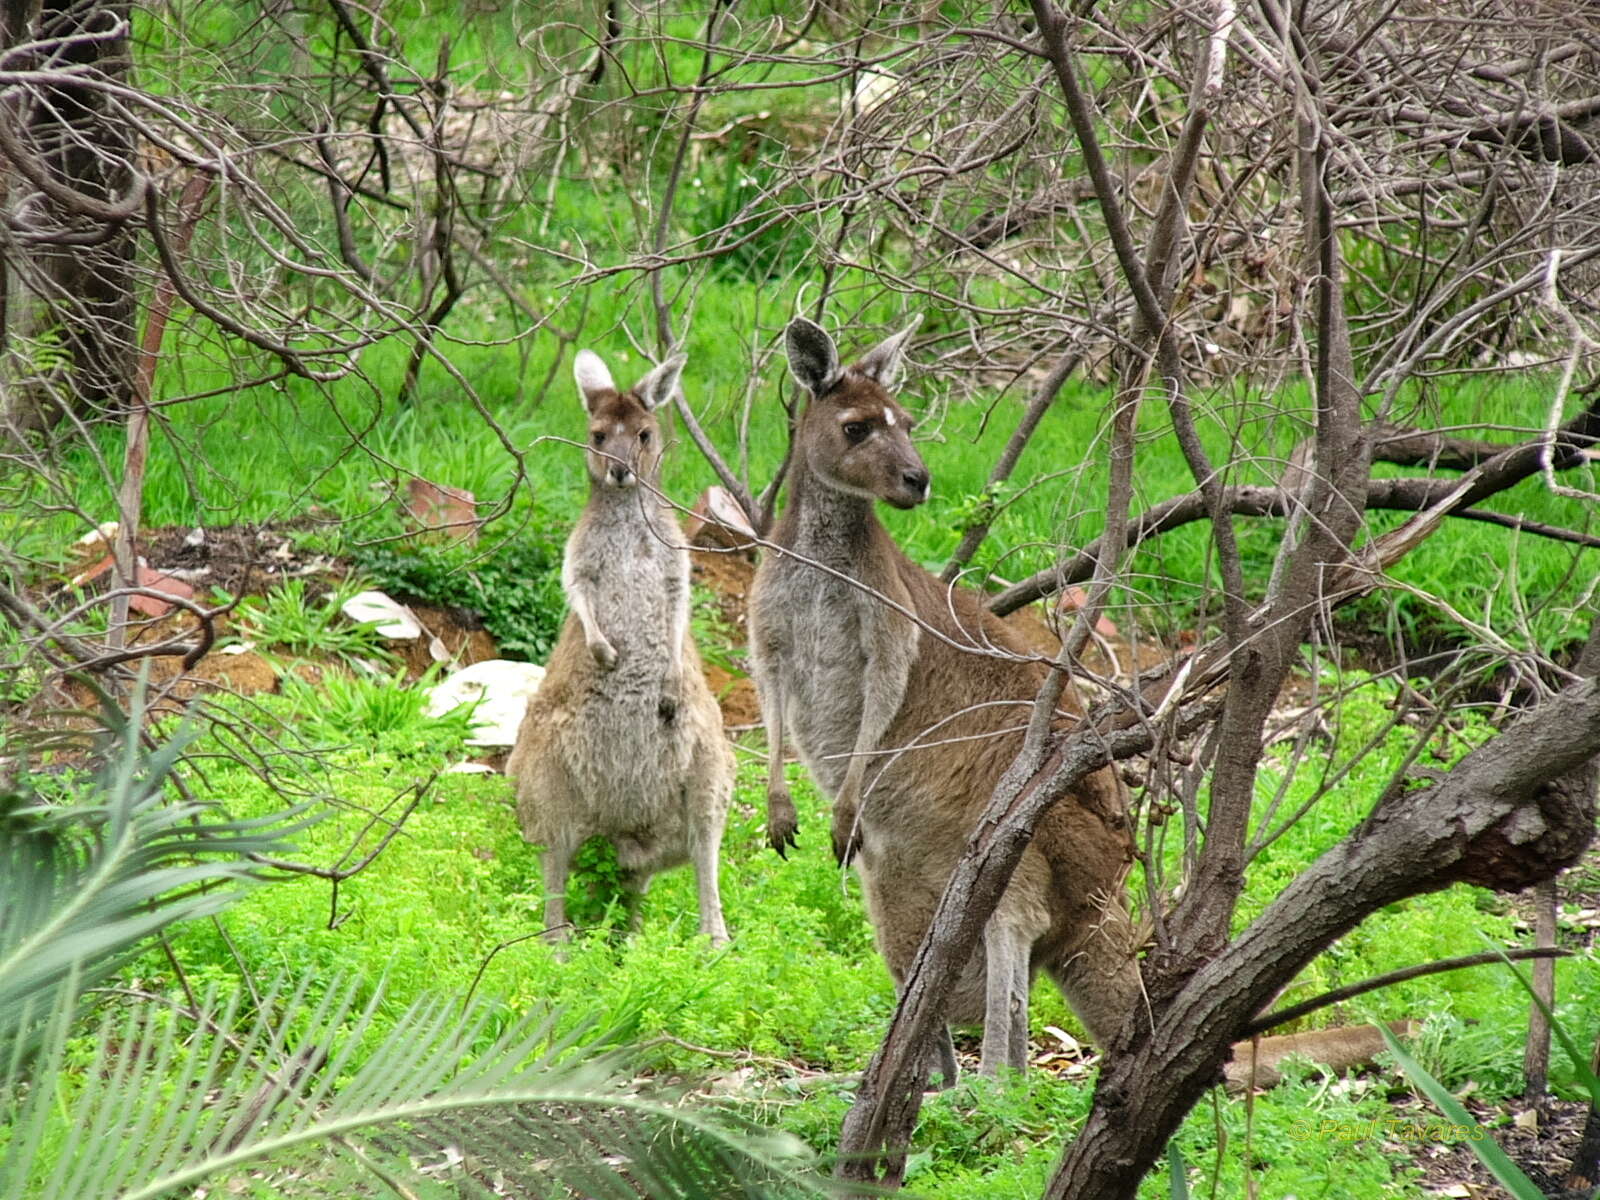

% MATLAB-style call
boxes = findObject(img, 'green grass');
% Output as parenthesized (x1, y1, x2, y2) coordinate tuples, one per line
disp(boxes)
(104, 672, 1595, 1198)
(5, 4, 1598, 1192)
(227, 577, 397, 668)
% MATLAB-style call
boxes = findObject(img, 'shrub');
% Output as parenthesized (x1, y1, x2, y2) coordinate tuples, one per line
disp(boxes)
(352, 535, 566, 663)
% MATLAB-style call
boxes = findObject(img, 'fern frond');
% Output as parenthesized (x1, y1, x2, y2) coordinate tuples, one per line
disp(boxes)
(0, 705, 311, 1057)
(2, 977, 857, 1199)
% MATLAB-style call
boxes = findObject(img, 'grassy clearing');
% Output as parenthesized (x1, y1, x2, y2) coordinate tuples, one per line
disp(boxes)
(5, 5, 1597, 1193)
(100, 675, 1594, 1197)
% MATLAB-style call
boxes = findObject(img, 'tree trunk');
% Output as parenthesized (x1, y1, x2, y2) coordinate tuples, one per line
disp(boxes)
(1567, 1031, 1600, 1192)
(1045, 655, 1600, 1198)
(0, 0, 138, 436)
(1523, 877, 1557, 1099)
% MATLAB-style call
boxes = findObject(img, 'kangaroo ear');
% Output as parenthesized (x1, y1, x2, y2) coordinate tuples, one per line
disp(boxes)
(634, 352, 686, 411)
(573, 350, 616, 412)
(785, 317, 841, 397)
(855, 314, 923, 390)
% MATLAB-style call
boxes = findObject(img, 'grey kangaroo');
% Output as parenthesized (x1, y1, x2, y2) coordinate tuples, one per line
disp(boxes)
(748, 316, 1140, 1076)
(506, 348, 733, 946)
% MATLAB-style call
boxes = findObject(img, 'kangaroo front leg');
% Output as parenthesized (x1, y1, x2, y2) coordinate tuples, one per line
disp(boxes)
(980, 920, 1032, 1076)
(566, 586, 616, 670)
(751, 644, 799, 856)
(832, 631, 914, 866)
(765, 719, 799, 857)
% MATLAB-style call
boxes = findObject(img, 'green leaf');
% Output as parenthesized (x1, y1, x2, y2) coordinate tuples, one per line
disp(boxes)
(1167, 1142, 1191, 1200)
(0, 696, 313, 1058)
(1379, 1025, 1547, 1200)
(2, 977, 861, 1199)
(1490, 948, 1600, 1111)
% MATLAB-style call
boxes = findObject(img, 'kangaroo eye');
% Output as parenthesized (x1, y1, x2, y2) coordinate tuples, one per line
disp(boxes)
(592, 431, 606, 446)
(639, 429, 650, 445)
(843, 421, 870, 444)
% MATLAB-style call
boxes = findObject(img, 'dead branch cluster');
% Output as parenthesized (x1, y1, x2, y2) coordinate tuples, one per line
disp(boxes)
(2, 4, 1599, 1197)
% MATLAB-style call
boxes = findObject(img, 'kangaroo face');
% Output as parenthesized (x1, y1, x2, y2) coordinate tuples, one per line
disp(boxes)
(802, 377, 930, 510)
(784, 315, 931, 510)
(572, 349, 685, 490)
(585, 392, 661, 489)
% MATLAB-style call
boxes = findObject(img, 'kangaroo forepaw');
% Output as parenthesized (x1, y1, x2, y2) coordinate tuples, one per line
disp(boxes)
(767, 791, 799, 858)
(831, 810, 862, 868)
(588, 637, 618, 670)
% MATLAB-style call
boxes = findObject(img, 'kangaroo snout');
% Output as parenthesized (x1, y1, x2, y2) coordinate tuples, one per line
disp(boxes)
(884, 461, 930, 509)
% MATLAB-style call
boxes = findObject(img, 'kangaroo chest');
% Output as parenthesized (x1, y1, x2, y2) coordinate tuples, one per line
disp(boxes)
(572, 505, 682, 686)
(759, 549, 903, 795)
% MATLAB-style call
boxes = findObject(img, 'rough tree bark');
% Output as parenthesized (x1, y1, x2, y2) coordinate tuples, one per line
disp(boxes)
(0, 0, 140, 435)
(1045, 625, 1600, 1198)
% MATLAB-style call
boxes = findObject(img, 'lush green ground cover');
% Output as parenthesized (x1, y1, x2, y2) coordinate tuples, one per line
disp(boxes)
(92, 666, 1592, 1197)
(5, 5, 1599, 1194)
(7, 265, 1595, 1198)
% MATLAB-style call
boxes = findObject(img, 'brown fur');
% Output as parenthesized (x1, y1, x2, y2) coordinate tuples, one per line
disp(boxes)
(507, 349, 733, 946)
(749, 318, 1140, 1076)
(1224, 1022, 1418, 1092)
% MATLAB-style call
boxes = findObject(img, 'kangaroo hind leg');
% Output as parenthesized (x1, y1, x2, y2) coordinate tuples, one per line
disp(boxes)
(981, 917, 1033, 1076)
(684, 732, 733, 946)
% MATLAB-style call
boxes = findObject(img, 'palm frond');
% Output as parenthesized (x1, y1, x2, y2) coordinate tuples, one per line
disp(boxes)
(2, 976, 861, 1199)
(0, 697, 312, 1057)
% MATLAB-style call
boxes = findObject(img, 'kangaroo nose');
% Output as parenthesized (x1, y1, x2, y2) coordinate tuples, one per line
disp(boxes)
(903, 468, 930, 497)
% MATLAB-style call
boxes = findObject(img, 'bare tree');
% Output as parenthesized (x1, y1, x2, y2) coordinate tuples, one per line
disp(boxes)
(3, 4, 1599, 1196)
(790, 2, 1600, 1194)
(0, 0, 139, 434)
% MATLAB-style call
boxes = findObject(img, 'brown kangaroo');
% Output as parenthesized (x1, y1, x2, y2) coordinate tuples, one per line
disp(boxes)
(748, 316, 1140, 1077)
(506, 349, 733, 946)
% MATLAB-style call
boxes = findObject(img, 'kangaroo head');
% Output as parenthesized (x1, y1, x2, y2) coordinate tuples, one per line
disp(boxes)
(784, 316, 930, 510)
(572, 349, 685, 489)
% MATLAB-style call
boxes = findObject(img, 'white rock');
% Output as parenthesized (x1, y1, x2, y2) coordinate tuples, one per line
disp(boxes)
(340, 590, 422, 640)
(75, 521, 119, 555)
(854, 69, 902, 111)
(426, 658, 546, 747)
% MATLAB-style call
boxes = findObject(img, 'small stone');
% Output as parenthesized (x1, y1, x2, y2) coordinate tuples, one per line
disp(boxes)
(340, 590, 423, 640)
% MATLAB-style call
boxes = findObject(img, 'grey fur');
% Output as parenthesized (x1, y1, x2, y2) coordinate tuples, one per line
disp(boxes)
(785, 317, 841, 396)
(853, 315, 922, 389)
(634, 352, 686, 411)
(751, 317, 1139, 1077)
(506, 352, 733, 946)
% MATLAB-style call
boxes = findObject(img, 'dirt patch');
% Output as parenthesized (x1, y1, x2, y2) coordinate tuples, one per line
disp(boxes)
(706, 665, 761, 729)
(689, 544, 760, 730)
(1396, 1092, 1594, 1198)
(134, 520, 336, 600)
(690, 544, 755, 645)
(27, 523, 506, 722)
(394, 604, 500, 679)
